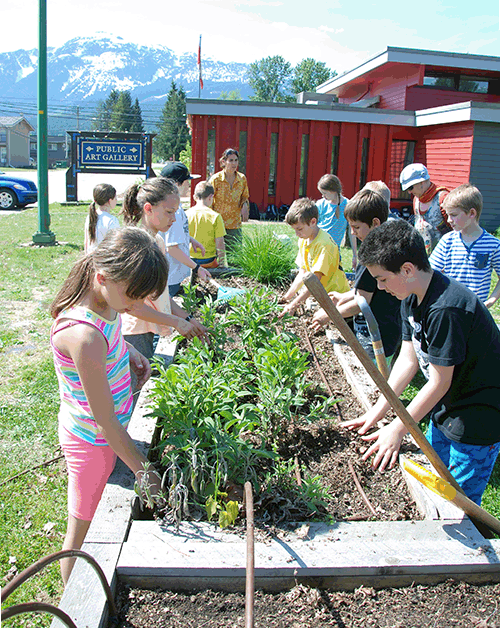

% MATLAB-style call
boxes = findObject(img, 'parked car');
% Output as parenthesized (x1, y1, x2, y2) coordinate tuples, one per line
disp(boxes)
(0, 171, 38, 210)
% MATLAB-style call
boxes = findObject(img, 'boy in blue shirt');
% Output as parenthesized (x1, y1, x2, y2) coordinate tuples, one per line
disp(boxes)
(429, 183, 500, 307)
(345, 219, 500, 505)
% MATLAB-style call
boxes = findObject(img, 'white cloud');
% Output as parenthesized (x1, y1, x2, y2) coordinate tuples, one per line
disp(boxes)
(320, 25, 344, 34)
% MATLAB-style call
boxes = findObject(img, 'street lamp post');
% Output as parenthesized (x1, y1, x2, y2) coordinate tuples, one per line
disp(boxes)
(32, 0, 56, 245)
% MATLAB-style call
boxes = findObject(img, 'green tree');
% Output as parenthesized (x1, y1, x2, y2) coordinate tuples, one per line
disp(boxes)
(112, 91, 134, 132)
(219, 89, 242, 100)
(155, 82, 191, 161)
(248, 56, 293, 103)
(92, 89, 120, 131)
(130, 98, 144, 133)
(292, 58, 336, 95)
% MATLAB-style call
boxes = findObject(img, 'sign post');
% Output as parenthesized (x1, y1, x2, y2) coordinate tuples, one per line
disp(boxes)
(32, 0, 56, 245)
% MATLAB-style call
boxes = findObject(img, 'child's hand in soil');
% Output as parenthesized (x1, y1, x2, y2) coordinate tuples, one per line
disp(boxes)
(310, 308, 328, 332)
(342, 406, 381, 435)
(278, 302, 297, 319)
(359, 419, 407, 472)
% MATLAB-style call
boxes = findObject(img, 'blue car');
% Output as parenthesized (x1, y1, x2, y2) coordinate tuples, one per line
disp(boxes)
(0, 171, 38, 210)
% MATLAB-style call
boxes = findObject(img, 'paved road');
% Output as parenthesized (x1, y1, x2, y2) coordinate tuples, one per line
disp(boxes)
(12, 169, 154, 204)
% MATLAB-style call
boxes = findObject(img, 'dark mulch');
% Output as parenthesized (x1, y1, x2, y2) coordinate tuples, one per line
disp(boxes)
(112, 579, 500, 627)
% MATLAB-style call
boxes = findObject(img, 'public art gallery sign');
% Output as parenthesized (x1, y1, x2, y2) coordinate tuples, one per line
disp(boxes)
(66, 131, 156, 202)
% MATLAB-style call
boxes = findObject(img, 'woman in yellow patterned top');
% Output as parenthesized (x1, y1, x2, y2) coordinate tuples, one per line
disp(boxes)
(208, 148, 250, 248)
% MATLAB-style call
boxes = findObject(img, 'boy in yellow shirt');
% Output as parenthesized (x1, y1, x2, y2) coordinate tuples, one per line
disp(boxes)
(186, 181, 227, 268)
(280, 197, 349, 317)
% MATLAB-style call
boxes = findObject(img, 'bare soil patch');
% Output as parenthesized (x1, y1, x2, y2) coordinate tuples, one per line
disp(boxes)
(112, 579, 500, 627)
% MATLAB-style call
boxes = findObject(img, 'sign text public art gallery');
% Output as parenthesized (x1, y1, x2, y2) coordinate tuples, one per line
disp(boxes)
(80, 140, 143, 167)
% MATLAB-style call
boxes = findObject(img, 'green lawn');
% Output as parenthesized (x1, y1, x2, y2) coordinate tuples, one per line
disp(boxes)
(0, 209, 499, 624)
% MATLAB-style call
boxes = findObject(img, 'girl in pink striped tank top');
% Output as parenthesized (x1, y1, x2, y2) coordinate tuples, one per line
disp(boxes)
(50, 227, 168, 584)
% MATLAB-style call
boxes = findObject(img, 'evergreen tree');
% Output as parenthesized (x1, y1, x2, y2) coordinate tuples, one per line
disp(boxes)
(92, 89, 120, 131)
(131, 98, 144, 133)
(112, 91, 134, 132)
(155, 82, 190, 161)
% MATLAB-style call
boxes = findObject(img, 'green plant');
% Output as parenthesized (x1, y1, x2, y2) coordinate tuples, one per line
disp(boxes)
(227, 225, 296, 284)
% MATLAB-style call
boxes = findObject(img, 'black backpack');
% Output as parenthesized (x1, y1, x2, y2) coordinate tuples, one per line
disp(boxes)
(265, 204, 278, 221)
(278, 204, 289, 221)
(249, 201, 260, 220)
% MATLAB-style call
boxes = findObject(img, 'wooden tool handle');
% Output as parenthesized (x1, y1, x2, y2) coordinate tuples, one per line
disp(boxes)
(303, 272, 463, 493)
(207, 278, 222, 290)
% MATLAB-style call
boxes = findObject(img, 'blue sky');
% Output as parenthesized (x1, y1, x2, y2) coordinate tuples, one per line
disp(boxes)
(2, 0, 499, 73)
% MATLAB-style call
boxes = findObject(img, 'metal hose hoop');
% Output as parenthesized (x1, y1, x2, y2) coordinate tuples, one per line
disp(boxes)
(1, 549, 118, 620)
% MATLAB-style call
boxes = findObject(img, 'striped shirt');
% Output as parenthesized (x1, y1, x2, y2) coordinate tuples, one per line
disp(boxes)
(429, 229, 500, 302)
(51, 306, 133, 446)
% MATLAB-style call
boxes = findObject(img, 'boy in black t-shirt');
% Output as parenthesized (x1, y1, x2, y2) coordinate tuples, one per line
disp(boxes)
(311, 188, 402, 364)
(344, 219, 500, 505)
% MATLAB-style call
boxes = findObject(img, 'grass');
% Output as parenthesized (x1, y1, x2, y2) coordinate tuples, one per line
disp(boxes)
(227, 224, 296, 284)
(1, 208, 499, 621)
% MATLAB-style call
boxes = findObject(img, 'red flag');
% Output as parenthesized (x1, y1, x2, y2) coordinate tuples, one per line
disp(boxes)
(198, 35, 204, 91)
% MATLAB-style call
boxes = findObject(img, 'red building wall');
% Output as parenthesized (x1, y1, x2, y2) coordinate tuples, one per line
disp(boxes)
(414, 121, 474, 190)
(190, 114, 412, 211)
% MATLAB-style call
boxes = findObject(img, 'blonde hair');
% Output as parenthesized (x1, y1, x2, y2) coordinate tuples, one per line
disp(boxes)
(363, 180, 391, 209)
(51, 227, 169, 318)
(443, 183, 483, 218)
(194, 181, 215, 200)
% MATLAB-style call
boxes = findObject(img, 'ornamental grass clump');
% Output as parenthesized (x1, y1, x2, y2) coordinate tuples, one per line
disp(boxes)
(227, 225, 296, 284)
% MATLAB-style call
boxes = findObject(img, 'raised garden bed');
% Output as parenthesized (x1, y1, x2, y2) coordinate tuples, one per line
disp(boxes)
(51, 276, 500, 628)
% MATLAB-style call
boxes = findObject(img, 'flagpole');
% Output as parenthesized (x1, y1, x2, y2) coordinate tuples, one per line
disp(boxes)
(198, 34, 203, 98)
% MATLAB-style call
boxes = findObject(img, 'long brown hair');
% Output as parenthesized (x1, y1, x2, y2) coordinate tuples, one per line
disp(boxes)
(51, 227, 169, 318)
(87, 183, 117, 244)
(121, 178, 179, 225)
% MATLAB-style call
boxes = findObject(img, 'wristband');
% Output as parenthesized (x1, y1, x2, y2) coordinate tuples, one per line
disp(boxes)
(185, 314, 194, 322)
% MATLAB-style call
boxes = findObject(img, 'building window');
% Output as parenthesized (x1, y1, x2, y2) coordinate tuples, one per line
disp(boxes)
(48, 143, 58, 151)
(330, 136, 339, 175)
(268, 133, 278, 196)
(389, 140, 416, 200)
(358, 138, 369, 189)
(423, 71, 499, 95)
(299, 134, 309, 197)
(0, 147, 6, 165)
(238, 131, 247, 174)
(206, 129, 216, 178)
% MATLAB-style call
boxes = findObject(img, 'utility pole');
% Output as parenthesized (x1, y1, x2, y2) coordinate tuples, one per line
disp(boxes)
(32, 0, 56, 245)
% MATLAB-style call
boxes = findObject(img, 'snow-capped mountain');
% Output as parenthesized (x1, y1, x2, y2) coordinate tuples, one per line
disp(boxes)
(0, 34, 252, 133)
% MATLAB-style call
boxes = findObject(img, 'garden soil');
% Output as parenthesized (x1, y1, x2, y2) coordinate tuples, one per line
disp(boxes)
(112, 579, 500, 627)
(112, 279, 500, 627)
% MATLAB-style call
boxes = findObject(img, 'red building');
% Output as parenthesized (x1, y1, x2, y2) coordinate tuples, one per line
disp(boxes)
(187, 47, 500, 231)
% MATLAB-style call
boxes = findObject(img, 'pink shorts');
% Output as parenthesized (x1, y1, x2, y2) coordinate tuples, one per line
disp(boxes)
(59, 426, 117, 521)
